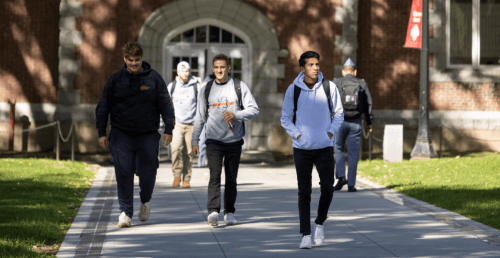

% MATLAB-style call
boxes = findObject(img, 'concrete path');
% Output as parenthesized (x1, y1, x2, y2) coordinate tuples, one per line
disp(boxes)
(57, 160, 500, 258)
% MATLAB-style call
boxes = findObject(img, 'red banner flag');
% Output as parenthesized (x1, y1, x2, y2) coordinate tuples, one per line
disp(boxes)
(404, 0, 422, 49)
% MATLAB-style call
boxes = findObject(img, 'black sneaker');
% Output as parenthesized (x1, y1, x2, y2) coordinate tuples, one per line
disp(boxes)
(334, 178, 347, 191)
(348, 186, 357, 192)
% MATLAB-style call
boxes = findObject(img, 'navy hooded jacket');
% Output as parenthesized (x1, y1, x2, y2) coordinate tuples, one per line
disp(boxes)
(95, 61, 175, 138)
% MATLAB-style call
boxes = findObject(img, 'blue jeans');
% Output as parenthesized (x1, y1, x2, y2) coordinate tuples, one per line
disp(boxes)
(334, 118, 362, 187)
(293, 147, 335, 235)
(109, 128, 160, 218)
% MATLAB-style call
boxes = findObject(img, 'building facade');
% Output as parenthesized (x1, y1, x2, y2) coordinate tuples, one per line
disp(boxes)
(1, 0, 499, 154)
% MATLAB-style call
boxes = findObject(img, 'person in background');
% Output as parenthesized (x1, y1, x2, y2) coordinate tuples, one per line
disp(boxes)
(333, 58, 374, 192)
(167, 61, 202, 188)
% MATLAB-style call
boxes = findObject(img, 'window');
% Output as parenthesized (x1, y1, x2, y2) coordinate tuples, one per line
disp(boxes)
(448, 0, 500, 67)
(170, 25, 245, 44)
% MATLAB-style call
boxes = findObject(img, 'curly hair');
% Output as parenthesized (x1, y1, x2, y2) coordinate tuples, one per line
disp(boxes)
(122, 42, 143, 57)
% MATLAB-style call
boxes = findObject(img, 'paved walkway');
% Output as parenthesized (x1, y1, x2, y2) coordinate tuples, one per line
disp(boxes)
(57, 159, 500, 258)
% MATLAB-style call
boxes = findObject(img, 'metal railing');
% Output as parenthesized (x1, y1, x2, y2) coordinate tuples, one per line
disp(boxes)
(0, 121, 76, 163)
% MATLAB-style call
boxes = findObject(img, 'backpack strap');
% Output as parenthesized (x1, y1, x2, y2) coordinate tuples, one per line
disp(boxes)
(322, 79, 334, 122)
(204, 79, 214, 121)
(233, 78, 243, 110)
(170, 79, 177, 99)
(292, 85, 301, 124)
(204, 78, 245, 133)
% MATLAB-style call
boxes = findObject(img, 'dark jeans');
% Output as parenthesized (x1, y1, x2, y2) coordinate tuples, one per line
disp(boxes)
(293, 147, 335, 235)
(334, 118, 362, 186)
(109, 127, 160, 218)
(206, 139, 242, 215)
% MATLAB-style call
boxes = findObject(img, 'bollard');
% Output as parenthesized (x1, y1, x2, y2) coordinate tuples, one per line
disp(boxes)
(439, 124, 443, 158)
(71, 122, 75, 164)
(56, 121, 60, 161)
(8, 99, 16, 152)
(369, 131, 372, 161)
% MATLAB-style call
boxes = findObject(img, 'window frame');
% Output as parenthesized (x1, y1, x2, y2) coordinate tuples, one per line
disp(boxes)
(446, 0, 499, 68)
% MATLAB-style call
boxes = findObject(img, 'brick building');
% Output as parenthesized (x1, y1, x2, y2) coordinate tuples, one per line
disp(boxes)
(1, 0, 499, 154)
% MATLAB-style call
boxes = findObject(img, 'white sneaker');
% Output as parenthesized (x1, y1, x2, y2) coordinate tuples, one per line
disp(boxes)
(224, 213, 237, 225)
(207, 212, 219, 227)
(314, 224, 324, 246)
(117, 212, 131, 228)
(138, 202, 150, 222)
(299, 235, 312, 249)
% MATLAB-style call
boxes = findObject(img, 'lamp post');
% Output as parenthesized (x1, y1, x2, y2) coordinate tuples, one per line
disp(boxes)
(410, 0, 437, 160)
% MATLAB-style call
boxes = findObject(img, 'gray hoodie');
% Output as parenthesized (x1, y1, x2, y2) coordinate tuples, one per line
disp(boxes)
(167, 76, 201, 125)
(192, 78, 259, 145)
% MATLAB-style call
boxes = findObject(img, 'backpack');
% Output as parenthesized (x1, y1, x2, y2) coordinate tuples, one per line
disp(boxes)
(204, 78, 245, 134)
(170, 79, 198, 102)
(293, 79, 333, 124)
(337, 78, 363, 118)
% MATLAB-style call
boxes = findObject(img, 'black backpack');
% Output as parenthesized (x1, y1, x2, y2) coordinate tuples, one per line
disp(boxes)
(170, 79, 198, 102)
(337, 78, 363, 118)
(204, 78, 245, 134)
(293, 79, 333, 124)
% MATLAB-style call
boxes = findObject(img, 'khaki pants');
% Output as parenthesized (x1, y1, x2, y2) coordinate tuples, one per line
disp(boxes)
(171, 123, 194, 181)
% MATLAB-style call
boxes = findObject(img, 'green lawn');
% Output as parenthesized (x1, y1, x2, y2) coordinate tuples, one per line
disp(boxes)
(0, 158, 97, 257)
(357, 152, 500, 230)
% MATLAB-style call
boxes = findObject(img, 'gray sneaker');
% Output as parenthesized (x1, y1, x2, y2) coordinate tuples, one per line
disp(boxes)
(224, 213, 237, 225)
(314, 224, 324, 246)
(118, 212, 131, 228)
(138, 202, 150, 222)
(299, 235, 312, 249)
(207, 212, 219, 227)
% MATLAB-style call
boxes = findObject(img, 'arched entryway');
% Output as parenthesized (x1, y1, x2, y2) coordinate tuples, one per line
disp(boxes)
(138, 0, 284, 151)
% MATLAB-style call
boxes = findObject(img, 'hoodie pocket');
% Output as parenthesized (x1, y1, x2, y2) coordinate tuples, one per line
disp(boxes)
(298, 130, 331, 149)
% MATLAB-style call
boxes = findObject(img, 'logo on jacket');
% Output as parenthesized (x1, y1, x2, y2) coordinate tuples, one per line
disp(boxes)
(140, 85, 150, 90)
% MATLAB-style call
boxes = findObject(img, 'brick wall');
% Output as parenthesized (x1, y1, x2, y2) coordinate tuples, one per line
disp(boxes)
(0, 0, 59, 103)
(358, 0, 421, 110)
(430, 82, 500, 111)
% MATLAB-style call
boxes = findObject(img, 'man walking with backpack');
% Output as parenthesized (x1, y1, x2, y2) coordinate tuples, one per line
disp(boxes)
(281, 51, 344, 249)
(192, 54, 259, 227)
(333, 58, 374, 192)
(96, 42, 174, 228)
(167, 61, 202, 188)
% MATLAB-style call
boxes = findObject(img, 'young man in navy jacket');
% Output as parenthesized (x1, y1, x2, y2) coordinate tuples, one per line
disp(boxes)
(281, 51, 344, 249)
(95, 42, 175, 228)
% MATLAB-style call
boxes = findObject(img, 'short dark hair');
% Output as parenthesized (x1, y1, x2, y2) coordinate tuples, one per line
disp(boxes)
(299, 51, 320, 67)
(213, 54, 229, 66)
(122, 42, 143, 57)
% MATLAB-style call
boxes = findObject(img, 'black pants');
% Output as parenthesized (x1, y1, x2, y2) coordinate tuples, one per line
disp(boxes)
(206, 139, 242, 215)
(293, 147, 335, 235)
(109, 127, 160, 218)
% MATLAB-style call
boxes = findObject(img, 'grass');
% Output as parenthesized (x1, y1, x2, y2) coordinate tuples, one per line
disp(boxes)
(357, 151, 500, 230)
(0, 158, 98, 257)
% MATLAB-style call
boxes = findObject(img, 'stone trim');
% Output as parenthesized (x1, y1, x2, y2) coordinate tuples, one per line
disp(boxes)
(373, 109, 500, 130)
(58, 0, 82, 105)
(334, 0, 359, 78)
(137, 0, 284, 150)
(2, 104, 498, 131)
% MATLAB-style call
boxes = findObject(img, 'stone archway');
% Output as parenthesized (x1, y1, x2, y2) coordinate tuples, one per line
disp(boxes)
(138, 0, 285, 151)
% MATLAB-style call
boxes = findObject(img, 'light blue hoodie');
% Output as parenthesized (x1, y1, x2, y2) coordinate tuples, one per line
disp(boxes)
(192, 77, 259, 145)
(167, 75, 202, 125)
(281, 72, 344, 150)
